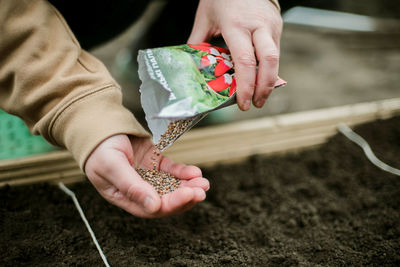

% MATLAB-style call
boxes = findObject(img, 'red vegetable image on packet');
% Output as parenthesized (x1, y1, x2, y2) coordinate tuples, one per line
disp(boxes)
(138, 43, 286, 149)
(188, 43, 285, 98)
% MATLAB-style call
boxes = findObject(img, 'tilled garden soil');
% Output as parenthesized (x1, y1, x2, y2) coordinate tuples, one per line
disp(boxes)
(1, 117, 400, 266)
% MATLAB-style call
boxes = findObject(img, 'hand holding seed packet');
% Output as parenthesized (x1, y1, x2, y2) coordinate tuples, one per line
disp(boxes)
(138, 43, 286, 150)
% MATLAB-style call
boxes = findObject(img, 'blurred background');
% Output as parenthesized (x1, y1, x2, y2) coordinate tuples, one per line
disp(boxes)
(89, 0, 400, 128)
(2, 0, 399, 160)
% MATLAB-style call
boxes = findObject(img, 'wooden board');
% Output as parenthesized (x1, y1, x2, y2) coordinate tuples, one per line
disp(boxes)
(1, 97, 399, 186)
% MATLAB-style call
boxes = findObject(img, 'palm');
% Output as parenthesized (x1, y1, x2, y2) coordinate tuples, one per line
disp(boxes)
(85, 135, 209, 218)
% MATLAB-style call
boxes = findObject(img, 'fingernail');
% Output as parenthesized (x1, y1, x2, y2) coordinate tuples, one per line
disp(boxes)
(256, 99, 266, 108)
(143, 196, 157, 213)
(243, 100, 251, 110)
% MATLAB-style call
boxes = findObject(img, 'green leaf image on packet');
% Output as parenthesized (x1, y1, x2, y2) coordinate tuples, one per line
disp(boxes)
(138, 42, 286, 150)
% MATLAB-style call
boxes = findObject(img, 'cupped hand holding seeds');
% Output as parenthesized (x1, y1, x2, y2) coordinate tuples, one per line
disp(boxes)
(85, 134, 209, 218)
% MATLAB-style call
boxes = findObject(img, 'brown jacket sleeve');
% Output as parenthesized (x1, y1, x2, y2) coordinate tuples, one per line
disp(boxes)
(0, 0, 150, 169)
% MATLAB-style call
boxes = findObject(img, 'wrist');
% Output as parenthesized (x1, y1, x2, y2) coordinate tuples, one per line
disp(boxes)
(46, 85, 150, 170)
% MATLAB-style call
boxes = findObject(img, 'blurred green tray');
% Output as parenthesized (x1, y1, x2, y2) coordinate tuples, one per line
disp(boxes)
(0, 110, 56, 160)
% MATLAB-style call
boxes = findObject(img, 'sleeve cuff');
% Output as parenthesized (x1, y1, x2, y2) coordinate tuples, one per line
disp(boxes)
(48, 84, 150, 170)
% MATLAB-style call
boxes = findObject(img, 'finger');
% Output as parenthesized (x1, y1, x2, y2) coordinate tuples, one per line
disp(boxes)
(100, 153, 161, 214)
(103, 185, 158, 218)
(172, 188, 206, 215)
(223, 28, 257, 111)
(252, 29, 280, 108)
(180, 177, 210, 191)
(159, 156, 202, 179)
(192, 187, 207, 201)
(159, 187, 195, 215)
(188, 28, 210, 44)
(187, 11, 210, 44)
(182, 188, 206, 213)
(95, 176, 204, 218)
(161, 187, 206, 216)
(173, 165, 203, 179)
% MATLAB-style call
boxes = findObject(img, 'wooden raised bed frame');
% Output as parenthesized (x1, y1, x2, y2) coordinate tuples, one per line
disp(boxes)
(1, 97, 399, 187)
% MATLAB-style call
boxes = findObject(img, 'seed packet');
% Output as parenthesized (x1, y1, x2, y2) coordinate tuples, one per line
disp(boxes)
(138, 43, 286, 150)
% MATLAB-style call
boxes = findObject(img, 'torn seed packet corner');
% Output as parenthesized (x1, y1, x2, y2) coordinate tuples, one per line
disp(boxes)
(138, 42, 286, 150)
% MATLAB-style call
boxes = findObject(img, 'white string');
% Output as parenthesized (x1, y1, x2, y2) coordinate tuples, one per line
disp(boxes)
(58, 182, 111, 267)
(338, 123, 400, 176)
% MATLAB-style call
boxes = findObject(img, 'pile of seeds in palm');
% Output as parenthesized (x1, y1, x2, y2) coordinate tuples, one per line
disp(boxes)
(136, 118, 194, 195)
(135, 168, 181, 195)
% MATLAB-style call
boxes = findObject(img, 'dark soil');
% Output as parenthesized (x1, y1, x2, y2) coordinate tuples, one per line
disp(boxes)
(1, 117, 400, 266)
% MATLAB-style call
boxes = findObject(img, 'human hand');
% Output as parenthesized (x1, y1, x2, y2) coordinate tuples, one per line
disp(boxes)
(188, 0, 282, 111)
(85, 134, 209, 218)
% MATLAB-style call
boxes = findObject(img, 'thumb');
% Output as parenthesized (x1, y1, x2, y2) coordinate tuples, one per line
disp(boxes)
(98, 151, 161, 214)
